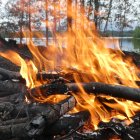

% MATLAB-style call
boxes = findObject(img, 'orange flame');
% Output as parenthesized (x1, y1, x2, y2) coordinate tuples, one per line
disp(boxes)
(0, 1, 140, 130)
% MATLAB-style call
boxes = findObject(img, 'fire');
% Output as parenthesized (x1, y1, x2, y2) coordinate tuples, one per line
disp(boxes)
(0, 1, 140, 130)
(0, 51, 38, 88)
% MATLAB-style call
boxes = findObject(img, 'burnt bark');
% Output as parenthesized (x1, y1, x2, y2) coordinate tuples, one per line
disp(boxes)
(0, 123, 29, 139)
(0, 68, 20, 81)
(0, 67, 63, 81)
(25, 96, 76, 137)
(0, 80, 26, 97)
(0, 102, 55, 120)
(0, 96, 76, 138)
(45, 110, 90, 136)
(31, 82, 140, 103)
(11, 103, 53, 119)
(0, 117, 28, 126)
(0, 93, 23, 103)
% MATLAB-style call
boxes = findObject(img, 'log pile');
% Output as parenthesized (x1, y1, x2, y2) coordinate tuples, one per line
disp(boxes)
(0, 67, 91, 140)
(1, 38, 140, 139)
(0, 66, 140, 140)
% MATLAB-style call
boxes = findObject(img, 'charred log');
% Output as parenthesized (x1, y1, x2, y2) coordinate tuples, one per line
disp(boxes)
(0, 93, 24, 104)
(0, 96, 76, 139)
(0, 102, 15, 121)
(25, 96, 76, 137)
(0, 123, 29, 139)
(0, 102, 58, 121)
(0, 68, 21, 81)
(45, 110, 90, 136)
(30, 82, 140, 103)
(0, 117, 28, 126)
(11, 103, 55, 119)
(0, 80, 26, 97)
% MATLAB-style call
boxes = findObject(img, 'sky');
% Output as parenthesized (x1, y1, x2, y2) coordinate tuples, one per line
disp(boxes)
(1, 0, 8, 8)
(0, 0, 139, 31)
(1, 0, 8, 4)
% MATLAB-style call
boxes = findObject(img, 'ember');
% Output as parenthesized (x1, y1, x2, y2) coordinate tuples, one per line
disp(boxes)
(0, 1, 140, 140)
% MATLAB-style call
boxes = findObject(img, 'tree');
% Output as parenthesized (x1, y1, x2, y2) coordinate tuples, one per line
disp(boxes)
(133, 26, 140, 38)
(0, 0, 44, 43)
(3, 0, 28, 44)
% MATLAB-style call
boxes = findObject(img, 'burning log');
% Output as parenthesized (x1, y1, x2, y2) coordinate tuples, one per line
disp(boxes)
(26, 96, 76, 137)
(69, 130, 119, 140)
(0, 96, 76, 139)
(0, 80, 26, 97)
(45, 110, 90, 136)
(0, 67, 62, 81)
(30, 82, 140, 103)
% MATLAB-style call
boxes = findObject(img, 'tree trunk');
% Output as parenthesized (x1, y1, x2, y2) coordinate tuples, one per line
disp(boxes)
(94, 0, 99, 29)
(67, 0, 72, 31)
(19, 1, 24, 46)
(104, 0, 113, 33)
(28, 0, 32, 39)
(45, 0, 48, 47)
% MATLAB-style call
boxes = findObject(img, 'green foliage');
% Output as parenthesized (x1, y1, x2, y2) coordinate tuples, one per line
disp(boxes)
(132, 38, 140, 50)
(133, 27, 140, 38)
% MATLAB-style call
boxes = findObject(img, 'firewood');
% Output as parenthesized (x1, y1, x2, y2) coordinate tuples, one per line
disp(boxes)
(0, 93, 23, 103)
(0, 102, 56, 120)
(11, 103, 54, 119)
(0, 68, 20, 81)
(0, 96, 76, 138)
(69, 130, 116, 140)
(30, 82, 140, 103)
(45, 110, 90, 136)
(25, 96, 76, 137)
(0, 75, 3, 80)
(0, 123, 29, 139)
(0, 67, 63, 83)
(0, 102, 15, 121)
(0, 80, 26, 97)
(0, 117, 28, 126)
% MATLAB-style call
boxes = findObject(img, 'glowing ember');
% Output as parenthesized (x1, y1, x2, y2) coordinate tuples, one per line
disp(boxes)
(0, 2, 140, 130)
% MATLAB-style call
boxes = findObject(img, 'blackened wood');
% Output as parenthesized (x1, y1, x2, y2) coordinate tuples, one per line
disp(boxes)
(11, 103, 52, 118)
(25, 96, 76, 137)
(31, 82, 140, 103)
(0, 80, 26, 97)
(45, 110, 90, 136)
(0, 117, 28, 126)
(0, 74, 3, 80)
(69, 130, 118, 140)
(67, 82, 140, 103)
(0, 102, 54, 120)
(37, 72, 60, 80)
(0, 67, 60, 81)
(135, 81, 140, 86)
(0, 67, 62, 82)
(0, 102, 15, 121)
(0, 123, 29, 139)
(0, 68, 20, 80)
(0, 93, 23, 103)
